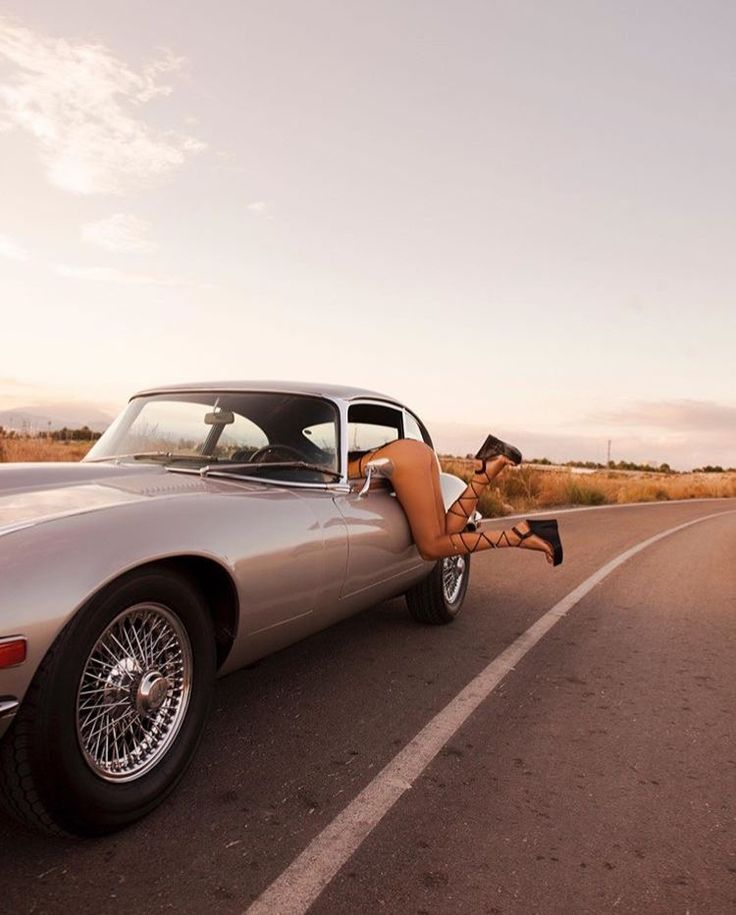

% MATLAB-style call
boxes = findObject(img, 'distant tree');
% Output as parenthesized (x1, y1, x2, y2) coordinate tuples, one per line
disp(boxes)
(49, 425, 101, 442)
(565, 459, 605, 470)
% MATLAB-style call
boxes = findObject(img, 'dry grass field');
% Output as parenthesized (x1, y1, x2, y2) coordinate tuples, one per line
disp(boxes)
(1, 437, 733, 516)
(440, 458, 736, 517)
(0, 437, 94, 463)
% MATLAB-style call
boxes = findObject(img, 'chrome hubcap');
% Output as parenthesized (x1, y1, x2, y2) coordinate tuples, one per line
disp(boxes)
(76, 603, 192, 782)
(442, 555, 466, 605)
(137, 671, 169, 714)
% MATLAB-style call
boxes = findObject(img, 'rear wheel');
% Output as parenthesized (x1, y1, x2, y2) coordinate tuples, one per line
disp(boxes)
(405, 554, 470, 625)
(0, 569, 215, 836)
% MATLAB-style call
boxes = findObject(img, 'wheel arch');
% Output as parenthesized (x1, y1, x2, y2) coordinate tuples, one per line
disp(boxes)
(76, 555, 239, 670)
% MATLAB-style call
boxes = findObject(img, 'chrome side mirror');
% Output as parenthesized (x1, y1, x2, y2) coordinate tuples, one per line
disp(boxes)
(357, 457, 394, 497)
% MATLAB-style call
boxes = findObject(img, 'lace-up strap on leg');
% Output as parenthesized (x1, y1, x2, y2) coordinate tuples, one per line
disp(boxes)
(472, 466, 494, 486)
(445, 471, 490, 529)
(451, 528, 518, 554)
(448, 504, 470, 520)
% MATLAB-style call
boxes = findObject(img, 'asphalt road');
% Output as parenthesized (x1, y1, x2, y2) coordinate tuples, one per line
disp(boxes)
(1, 499, 735, 915)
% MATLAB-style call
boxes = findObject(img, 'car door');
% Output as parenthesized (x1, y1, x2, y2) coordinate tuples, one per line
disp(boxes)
(333, 401, 428, 599)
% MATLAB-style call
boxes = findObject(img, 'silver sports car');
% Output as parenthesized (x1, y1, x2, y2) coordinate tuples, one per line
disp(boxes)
(0, 381, 477, 835)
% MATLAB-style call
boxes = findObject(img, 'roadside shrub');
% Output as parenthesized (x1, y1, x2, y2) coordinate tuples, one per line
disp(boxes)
(565, 480, 608, 506)
(477, 489, 511, 518)
(501, 466, 544, 502)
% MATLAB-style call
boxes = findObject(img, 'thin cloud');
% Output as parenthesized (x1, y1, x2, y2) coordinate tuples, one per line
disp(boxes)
(0, 16, 205, 195)
(81, 213, 156, 253)
(0, 376, 56, 409)
(245, 200, 273, 222)
(54, 263, 188, 286)
(0, 376, 38, 393)
(591, 399, 736, 433)
(0, 233, 29, 260)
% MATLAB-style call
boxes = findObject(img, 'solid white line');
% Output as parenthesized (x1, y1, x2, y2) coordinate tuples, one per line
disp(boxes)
(244, 509, 736, 915)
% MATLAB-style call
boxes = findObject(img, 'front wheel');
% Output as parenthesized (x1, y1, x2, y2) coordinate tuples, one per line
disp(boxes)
(405, 554, 470, 625)
(0, 569, 216, 836)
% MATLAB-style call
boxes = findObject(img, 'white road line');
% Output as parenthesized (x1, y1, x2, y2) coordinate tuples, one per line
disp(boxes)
(245, 509, 736, 915)
(497, 496, 735, 523)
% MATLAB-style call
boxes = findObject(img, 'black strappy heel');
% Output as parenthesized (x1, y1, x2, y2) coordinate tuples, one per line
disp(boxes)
(475, 434, 522, 466)
(512, 519, 563, 566)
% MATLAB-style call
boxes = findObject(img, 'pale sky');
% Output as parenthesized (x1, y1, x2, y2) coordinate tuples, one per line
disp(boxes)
(1, 1, 734, 469)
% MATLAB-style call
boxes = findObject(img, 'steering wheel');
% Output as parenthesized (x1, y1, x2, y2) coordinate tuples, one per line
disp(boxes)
(249, 444, 306, 464)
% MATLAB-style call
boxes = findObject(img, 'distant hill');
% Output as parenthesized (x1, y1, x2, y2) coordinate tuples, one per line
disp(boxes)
(0, 403, 115, 434)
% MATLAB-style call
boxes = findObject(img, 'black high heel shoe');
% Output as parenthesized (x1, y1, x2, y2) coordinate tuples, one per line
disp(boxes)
(512, 519, 563, 566)
(475, 434, 522, 466)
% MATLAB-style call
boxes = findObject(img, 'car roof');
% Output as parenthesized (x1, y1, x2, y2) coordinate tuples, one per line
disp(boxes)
(132, 380, 403, 405)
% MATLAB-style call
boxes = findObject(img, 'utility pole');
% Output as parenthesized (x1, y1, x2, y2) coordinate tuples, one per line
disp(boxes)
(607, 439, 612, 466)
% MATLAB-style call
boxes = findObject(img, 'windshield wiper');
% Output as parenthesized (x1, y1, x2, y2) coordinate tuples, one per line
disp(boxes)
(87, 452, 211, 464)
(195, 460, 342, 480)
(244, 460, 341, 478)
(135, 452, 211, 463)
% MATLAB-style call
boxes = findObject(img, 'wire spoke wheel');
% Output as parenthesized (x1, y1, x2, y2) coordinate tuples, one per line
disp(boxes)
(76, 603, 193, 782)
(441, 555, 466, 605)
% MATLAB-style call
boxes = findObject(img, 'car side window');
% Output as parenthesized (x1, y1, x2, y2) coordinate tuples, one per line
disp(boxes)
(405, 410, 434, 447)
(347, 403, 402, 452)
(403, 411, 424, 442)
(302, 421, 338, 457)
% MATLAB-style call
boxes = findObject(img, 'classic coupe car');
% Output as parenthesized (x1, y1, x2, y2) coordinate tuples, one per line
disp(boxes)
(0, 381, 477, 835)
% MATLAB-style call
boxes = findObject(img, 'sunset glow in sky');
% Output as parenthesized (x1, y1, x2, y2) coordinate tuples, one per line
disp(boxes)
(1, 1, 734, 468)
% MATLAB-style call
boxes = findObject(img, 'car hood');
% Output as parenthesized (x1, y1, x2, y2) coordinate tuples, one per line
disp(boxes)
(0, 461, 227, 537)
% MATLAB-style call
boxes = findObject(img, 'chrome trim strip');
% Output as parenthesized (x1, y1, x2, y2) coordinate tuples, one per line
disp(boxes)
(0, 698, 20, 720)
(196, 460, 341, 481)
(167, 466, 352, 492)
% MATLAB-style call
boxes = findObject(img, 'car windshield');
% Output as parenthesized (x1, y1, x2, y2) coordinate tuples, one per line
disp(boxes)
(85, 391, 340, 482)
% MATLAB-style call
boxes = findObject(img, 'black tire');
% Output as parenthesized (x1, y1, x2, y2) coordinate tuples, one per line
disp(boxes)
(0, 568, 216, 836)
(405, 554, 470, 625)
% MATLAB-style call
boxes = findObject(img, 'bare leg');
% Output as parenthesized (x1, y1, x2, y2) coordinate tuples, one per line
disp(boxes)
(348, 439, 557, 564)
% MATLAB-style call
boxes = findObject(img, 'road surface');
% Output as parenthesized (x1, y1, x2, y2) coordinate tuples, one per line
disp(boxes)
(1, 499, 735, 915)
